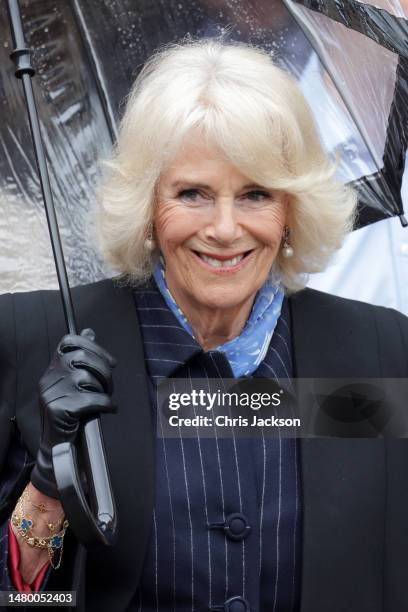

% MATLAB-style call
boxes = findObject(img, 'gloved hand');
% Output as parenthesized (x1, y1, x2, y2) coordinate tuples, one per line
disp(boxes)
(30, 328, 117, 499)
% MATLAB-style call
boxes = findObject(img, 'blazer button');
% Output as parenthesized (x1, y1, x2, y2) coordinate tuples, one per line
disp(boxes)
(224, 513, 251, 541)
(224, 596, 250, 611)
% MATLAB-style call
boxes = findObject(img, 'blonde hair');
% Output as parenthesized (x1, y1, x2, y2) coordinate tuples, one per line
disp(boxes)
(97, 38, 357, 293)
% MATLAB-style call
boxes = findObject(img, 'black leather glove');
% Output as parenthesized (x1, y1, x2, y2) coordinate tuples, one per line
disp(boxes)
(30, 328, 117, 499)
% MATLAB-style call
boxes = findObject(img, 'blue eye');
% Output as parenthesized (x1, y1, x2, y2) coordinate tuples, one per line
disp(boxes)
(245, 190, 271, 201)
(178, 189, 200, 201)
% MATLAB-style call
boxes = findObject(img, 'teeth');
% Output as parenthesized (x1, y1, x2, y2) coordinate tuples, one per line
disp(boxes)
(199, 253, 244, 268)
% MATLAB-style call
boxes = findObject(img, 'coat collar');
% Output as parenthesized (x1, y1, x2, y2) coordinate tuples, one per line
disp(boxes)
(133, 277, 293, 383)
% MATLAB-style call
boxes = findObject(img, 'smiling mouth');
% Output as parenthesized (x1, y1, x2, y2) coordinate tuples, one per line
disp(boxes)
(192, 250, 253, 269)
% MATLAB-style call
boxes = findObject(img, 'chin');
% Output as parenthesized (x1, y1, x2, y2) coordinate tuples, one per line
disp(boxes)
(194, 287, 251, 311)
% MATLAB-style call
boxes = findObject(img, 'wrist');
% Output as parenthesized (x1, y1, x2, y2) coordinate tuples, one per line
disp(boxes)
(11, 485, 69, 570)
(24, 483, 65, 535)
(10, 519, 48, 557)
(27, 482, 63, 513)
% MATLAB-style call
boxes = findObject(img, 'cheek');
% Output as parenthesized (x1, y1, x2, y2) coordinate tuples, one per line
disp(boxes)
(154, 202, 198, 252)
(248, 208, 286, 249)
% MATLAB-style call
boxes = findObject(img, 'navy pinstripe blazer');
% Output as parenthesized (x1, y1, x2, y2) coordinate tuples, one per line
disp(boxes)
(0, 278, 408, 612)
(131, 282, 300, 612)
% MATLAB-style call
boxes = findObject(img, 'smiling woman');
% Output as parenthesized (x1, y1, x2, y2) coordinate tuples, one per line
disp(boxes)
(97, 39, 356, 293)
(153, 136, 289, 349)
(1, 37, 408, 612)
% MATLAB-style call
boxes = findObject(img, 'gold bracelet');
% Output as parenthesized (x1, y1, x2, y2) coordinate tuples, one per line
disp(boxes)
(11, 489, 69, 570)
(23, 487, 65, 533)
(11, 511, 69, 569)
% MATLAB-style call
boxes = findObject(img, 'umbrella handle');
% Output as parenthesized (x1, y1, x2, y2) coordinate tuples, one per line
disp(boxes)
(52, 420, 117, 547)
(6, 0, 118, 548)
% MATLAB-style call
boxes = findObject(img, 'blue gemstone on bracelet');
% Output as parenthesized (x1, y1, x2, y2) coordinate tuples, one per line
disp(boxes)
(20, 518, 33, 531)
(51, 535, 62, 548)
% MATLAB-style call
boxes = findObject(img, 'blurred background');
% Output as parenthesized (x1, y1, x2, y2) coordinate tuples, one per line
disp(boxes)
(0, 0, 407, 312)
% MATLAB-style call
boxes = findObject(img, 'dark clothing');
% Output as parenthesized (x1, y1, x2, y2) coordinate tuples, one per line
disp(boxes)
(132, 282, 301, 611)
(0, 278, 408, 611)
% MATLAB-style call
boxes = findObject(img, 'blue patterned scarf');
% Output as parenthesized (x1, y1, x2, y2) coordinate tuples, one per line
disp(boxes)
(153, 260, 284, 377)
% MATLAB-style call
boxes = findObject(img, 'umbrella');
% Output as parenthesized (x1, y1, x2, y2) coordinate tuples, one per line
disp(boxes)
(0, 0, 406, 298)
(0, 0, 407, 292)
(5, 0, 117, 548)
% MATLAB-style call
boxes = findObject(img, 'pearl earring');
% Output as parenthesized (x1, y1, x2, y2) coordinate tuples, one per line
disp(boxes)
(144, 225, 156, 252)
(282, 226, 294, 258)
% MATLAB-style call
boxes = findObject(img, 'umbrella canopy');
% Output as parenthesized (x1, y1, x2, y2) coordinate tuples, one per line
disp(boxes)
(0, 0, 406, 293)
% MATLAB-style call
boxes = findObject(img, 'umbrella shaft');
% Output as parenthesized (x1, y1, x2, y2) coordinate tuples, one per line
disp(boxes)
(7, 0, 76, 335)
(21, 74, 77, 335)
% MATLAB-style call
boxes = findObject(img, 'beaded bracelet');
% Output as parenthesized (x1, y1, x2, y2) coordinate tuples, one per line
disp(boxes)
(11, 488, 69, 570)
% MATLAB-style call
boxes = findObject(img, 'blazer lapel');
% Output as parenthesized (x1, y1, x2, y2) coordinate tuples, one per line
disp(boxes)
(289, 288, 384, 612)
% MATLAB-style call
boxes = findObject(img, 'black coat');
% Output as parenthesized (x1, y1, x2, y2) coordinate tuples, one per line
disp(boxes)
(0, 279, 408, 612)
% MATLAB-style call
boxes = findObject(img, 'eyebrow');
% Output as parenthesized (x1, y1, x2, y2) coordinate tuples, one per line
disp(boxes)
(170, 180, 268, 191)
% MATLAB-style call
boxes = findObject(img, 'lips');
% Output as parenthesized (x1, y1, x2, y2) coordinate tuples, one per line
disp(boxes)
(199, 253, 244, 268)
(192, 249, 253, 270)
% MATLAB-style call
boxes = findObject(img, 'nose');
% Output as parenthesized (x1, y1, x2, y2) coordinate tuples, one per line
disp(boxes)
(203, 199, 243, 244)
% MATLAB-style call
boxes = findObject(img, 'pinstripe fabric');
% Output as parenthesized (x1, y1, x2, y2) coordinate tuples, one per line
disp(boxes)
(131, 279, 301, 612)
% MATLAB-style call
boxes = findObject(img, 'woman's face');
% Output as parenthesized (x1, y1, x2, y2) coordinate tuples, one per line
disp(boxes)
(154, 138, 287, 312)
